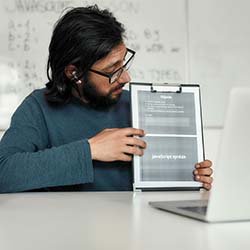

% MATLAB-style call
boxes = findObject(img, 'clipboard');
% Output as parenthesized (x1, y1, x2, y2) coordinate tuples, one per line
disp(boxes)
(130, 82, 205, 191)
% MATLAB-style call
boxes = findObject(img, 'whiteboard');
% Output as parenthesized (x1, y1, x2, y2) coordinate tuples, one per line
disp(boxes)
(189, 0, 250, 127)
(0, 0, 188, 129)
(1, 0, 250, 129)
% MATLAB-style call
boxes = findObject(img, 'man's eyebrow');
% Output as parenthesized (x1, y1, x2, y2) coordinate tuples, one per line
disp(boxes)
(102, 60, 122, 71)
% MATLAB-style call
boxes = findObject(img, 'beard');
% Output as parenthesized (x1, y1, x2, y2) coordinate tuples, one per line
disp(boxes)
(80, 79, 125, 109)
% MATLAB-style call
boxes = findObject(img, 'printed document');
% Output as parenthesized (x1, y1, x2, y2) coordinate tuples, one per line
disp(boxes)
(130, 83, 204, 190)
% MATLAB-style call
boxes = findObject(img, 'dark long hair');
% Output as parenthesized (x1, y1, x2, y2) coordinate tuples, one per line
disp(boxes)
(45, 5, 125, 104)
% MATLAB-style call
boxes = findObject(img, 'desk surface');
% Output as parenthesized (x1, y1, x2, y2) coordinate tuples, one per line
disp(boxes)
(0, 191, 249, 250)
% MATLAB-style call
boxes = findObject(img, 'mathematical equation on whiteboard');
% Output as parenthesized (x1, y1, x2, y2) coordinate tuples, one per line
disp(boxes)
(0, 0, 186, 98)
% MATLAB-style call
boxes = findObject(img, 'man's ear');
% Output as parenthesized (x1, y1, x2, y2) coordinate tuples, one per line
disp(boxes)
(64, 65, 77, 80)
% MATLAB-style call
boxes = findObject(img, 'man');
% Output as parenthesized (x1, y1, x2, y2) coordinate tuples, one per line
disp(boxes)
(0, 6, 212, 193)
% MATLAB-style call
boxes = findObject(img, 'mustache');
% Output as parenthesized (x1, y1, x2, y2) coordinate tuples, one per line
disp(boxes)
(113, 83, 126, 91)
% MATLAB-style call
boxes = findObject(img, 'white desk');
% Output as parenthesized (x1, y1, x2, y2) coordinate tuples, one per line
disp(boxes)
(0, 191, 249, 250)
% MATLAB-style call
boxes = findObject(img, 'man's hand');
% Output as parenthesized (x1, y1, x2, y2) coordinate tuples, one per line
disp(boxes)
(193, 160, 213, 190)
(88, 128, 146, 162)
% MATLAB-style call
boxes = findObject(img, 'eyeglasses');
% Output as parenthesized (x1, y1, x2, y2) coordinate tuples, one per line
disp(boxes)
(89, 48, 135, 84)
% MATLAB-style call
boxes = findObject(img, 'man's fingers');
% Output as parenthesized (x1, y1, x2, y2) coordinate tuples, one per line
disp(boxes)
(195, 175, 213, 184)
(126, 137, 147, 149)
(89, 128, 146, 162)
(194, 168, 213, 176)
(203, 183, 212, 190)
(121, 128, 145, 137)
(124, 146, 144, 156)
(195, 159, 212, 169)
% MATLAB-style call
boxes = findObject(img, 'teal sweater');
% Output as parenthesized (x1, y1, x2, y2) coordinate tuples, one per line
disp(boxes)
(0, 89, 133, 192)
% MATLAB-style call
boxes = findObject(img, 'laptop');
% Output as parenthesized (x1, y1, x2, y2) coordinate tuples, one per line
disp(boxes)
(149, 87, 250, 223)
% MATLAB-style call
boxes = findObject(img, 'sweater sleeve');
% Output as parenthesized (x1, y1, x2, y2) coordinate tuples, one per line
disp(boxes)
(0, 95, 94, 193)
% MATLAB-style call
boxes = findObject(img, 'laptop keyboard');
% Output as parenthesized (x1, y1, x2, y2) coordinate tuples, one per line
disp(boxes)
(179, 206, 207, 215)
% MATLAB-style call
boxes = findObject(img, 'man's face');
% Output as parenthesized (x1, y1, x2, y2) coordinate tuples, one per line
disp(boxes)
(82, 43, 131, 108)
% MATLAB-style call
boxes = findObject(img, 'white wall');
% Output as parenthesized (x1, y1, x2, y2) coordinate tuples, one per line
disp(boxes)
(189, 0, 250, 126)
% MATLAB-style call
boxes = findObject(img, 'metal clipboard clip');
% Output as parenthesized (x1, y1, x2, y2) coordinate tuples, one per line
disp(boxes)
(150, 83, 182, 93)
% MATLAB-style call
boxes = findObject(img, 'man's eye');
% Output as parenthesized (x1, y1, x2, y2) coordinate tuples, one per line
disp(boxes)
(104, 62, 123, 74)
(104, 67, 116, 74)
(104, 70, 114, 74)
(106, 67, 120, 75)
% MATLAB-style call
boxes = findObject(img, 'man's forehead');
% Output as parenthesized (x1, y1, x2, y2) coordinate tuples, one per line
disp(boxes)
(94, 44, 127, 69)
(108, 44, 126, 57)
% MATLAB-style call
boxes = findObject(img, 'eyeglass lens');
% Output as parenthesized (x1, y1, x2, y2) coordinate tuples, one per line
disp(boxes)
(110, 50, 134, 83)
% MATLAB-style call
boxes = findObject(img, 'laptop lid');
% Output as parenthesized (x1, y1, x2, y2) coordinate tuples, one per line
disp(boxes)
(206, 87, 250, 222)
(150, 87, 250, 223)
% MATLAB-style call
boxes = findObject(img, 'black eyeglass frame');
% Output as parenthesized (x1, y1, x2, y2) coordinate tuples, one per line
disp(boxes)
(89, 48, 136, 84)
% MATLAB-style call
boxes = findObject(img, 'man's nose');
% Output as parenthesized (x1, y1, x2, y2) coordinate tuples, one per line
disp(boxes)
(118, 70, 131, 84)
